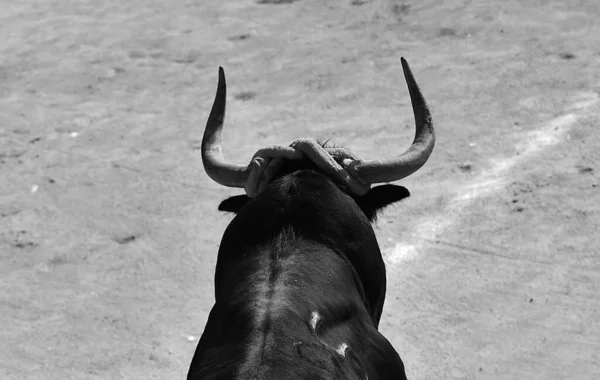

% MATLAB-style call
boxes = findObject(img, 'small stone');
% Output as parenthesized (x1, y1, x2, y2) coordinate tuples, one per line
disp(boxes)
(186, 335, 197, 342)
(559, 52, 576, 60)
(458, 161, 472, 171)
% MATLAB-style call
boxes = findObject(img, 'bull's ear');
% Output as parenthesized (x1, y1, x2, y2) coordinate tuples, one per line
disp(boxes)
(218, 195, 251, 213)
(355, 184, 410, 222)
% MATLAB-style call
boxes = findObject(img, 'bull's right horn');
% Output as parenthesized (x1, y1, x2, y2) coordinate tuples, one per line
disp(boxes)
(344, 57, 435, 185)
(202, 67, 250, 188)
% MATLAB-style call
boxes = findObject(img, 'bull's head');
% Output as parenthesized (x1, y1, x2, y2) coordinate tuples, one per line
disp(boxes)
(201, 58, 435, 220)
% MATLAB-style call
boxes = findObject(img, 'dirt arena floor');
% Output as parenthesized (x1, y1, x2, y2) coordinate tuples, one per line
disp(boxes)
(1, 0, 599, 379)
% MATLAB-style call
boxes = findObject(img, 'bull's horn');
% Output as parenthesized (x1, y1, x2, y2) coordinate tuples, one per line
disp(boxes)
(202, 67, 250, 188)
(346, 57, 435, 185)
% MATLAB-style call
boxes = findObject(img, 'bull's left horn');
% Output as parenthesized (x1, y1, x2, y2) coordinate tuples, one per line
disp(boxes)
(346, 57, 435, 185)
(202, 67, 250, 188)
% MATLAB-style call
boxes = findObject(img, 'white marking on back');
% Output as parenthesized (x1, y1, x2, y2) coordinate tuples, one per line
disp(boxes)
(309, 311, 320, 332)
(336, 342, 349, 357)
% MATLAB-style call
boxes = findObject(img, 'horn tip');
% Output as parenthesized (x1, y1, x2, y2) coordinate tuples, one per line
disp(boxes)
(217, 67, 226, 88)
(400, 57, 411, 74)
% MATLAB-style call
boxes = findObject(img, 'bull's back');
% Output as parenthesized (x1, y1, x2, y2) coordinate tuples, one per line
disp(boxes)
(188, 234, 405, 379)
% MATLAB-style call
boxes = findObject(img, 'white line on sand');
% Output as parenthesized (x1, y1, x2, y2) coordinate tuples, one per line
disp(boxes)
(386, 93, 599, 263)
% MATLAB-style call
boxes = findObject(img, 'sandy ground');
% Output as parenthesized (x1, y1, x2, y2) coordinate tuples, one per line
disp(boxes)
(1, 0, 599, 379)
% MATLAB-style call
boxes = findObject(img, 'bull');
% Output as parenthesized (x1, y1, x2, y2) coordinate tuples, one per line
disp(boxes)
(187, 57, 435, 380)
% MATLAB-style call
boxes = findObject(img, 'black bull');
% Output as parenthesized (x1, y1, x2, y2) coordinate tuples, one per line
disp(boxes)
(187, 59, 434, 379)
